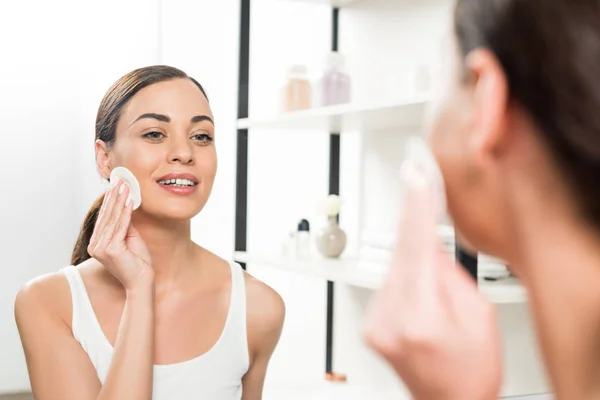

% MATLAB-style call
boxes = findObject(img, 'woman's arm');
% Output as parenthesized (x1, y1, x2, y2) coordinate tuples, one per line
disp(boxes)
(15, 270, 155, 400)
(16, 181, 156, 400)
(241, 277, 285, 400)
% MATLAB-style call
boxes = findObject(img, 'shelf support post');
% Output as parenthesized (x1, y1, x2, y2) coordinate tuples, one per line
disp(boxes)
(235, 0, 251, 270)
(455, 237, 478, 281)
(325, 7, 346, 382)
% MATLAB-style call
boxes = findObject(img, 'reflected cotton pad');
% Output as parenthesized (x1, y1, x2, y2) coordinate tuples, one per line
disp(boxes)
(110, 167, 142, 210)
(404, 137, 447, 222)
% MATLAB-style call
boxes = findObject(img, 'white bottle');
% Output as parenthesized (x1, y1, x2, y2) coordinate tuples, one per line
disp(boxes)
(296, 219, 311, 257)
(282, 231, 297, 257)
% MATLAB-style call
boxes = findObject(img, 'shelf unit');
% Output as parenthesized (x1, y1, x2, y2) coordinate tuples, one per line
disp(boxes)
(263, 380, 549, 400)
(233, 0, 481, 386)
(237, 95, 430, 132)
(282, 0, 362, 7)
(234, 251, 528, 304)
(263, 380, 407, 400)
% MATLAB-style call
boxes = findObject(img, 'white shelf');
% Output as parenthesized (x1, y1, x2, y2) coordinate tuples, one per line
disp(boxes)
(234, 251, 527, 304)
(263, 380, 549, 400)
(237, 96, 430, 132)
(281, 0, 363, 7)
(264, 381, 406, 400)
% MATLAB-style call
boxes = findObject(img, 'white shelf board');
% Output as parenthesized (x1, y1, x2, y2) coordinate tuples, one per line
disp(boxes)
(234, 251, 527, 304)
(263, 380, 549, 400)
(281, 0, 362, 7)
(237, 95, 430, 132)
(264, 381, 406, 400)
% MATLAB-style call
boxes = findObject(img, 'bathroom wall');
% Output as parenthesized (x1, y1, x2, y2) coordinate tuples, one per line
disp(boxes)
(0, 0, 160, 392)
(159, 0, 241, 260)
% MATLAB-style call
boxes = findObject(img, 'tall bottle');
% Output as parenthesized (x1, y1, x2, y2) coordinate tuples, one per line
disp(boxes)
(282, 64, 312, 112)
(315, 51, 351, 107)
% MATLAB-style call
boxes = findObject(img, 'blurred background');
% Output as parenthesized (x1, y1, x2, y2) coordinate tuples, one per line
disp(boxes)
(0, 0, 552, 398)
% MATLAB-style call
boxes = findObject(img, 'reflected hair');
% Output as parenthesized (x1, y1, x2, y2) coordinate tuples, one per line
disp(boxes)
(455, 0, 600, 228)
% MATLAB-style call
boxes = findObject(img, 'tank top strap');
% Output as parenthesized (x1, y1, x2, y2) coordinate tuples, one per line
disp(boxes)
(224, 261, 249, 370)
(60, 265, 112, 352)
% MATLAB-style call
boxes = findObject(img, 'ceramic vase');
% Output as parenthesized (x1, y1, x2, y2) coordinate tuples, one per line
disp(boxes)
(315, 216, 347, 258)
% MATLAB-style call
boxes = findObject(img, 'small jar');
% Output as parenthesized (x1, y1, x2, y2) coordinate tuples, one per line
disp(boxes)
(315, 52, 351, 107)
(282, 65, 312, 112)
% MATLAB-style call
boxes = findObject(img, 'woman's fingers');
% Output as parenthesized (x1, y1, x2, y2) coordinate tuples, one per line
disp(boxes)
(88, 183, 116, 251)
(91, 180, 120, 241)
(113, 185, 133, 244)
(391, 151, 441, 295)
(93, 181, 128, 257)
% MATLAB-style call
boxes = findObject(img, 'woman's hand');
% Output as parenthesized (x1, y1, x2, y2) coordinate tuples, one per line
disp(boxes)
(88, 179, 153, 290)
(363, 155, 502, 400)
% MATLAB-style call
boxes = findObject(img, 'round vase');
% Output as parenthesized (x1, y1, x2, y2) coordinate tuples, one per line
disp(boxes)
(315, 217, 347, 258)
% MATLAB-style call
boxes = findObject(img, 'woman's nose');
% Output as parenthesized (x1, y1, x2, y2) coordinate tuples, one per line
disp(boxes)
(168, 138, 194, 165)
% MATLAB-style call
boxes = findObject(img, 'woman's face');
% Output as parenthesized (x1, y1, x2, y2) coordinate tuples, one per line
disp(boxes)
(426, 34, 511, 256)
(98, 78, 217, 221)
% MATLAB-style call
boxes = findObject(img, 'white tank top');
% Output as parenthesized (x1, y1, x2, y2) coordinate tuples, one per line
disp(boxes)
(61, 261, 249, 400)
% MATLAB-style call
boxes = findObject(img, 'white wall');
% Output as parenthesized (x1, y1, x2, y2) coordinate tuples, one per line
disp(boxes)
(159, 0, 240, 259)
(0, 0, 159, 392)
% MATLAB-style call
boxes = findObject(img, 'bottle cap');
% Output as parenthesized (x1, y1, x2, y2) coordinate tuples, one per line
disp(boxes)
(298, 219, 310, 232)
(288, 64, 308, 76)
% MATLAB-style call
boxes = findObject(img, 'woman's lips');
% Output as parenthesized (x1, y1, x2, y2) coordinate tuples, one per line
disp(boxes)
(157, 182, 198, 196)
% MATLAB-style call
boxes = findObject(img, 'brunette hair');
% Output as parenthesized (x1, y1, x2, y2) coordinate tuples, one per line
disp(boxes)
(455, 0, 600, 227)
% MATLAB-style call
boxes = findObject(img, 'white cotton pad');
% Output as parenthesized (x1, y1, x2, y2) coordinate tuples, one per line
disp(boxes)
(404, 137, 447, 222)
(110, 167, 142, 210)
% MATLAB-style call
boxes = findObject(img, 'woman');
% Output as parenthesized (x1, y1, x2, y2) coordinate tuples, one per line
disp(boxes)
(15, 66, 285, 400)
(365, 0, 600, 399)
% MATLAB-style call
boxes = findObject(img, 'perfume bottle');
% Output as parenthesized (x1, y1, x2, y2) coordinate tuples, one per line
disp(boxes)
(315, 51, 351, 107)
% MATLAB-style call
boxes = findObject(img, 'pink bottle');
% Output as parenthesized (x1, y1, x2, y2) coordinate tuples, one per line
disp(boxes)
(282, 65, 312, 112)
(315, 51, 351, 107)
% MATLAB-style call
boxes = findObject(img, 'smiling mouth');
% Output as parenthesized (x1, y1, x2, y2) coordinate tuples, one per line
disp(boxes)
(157, 178, 197, 187)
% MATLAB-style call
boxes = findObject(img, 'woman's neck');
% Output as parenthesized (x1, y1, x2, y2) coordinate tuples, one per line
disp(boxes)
(131, 213, 197, 288)
(509, 200, 600, 399)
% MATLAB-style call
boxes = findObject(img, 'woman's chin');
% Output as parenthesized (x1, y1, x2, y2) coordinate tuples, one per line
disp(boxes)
(140, 204, 202, 223)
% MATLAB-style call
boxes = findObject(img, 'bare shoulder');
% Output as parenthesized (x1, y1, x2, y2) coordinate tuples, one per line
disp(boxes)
(14, 270, 72, 330)
(242, 269, 286, 341)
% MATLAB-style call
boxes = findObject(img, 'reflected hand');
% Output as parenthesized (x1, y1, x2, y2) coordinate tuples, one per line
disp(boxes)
(363, 149, 502, 400)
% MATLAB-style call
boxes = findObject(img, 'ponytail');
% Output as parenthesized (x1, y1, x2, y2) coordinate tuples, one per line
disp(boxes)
(71, 193, 105, 266)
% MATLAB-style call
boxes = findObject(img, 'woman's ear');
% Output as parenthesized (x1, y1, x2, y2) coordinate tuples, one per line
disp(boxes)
(465, 49, 509, 162)
(95, 139, 111, 180)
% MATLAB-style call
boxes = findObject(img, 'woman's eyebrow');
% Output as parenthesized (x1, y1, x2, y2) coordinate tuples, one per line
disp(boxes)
(129, 113, 214, 127)
(129, 113, 170, 126)
(191, 115, 214, 125)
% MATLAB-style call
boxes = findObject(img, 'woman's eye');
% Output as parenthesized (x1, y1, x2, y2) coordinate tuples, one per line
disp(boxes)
(193, 134, 214, 144)
(143, 131, 165, 141)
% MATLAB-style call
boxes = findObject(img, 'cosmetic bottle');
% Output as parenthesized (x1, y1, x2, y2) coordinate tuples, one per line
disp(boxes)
(296, 219, 311, 257)
(282, 231, 297, 257)
(282, 65, 312, 112)
(315, 51, 351, 107)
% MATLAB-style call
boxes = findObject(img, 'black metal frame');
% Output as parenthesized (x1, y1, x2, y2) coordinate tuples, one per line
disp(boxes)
(325, 7, 341, 375)
(235, 0, 478, 379)
(235, 0, 251, 271)
(456, 245, 478, 280)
